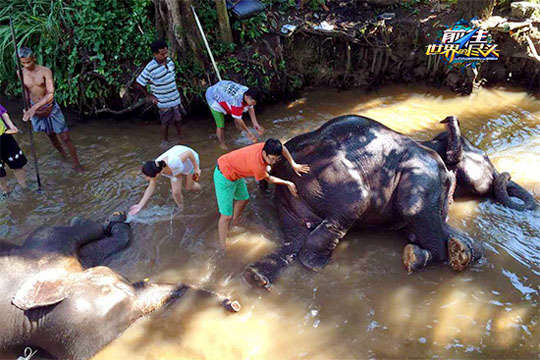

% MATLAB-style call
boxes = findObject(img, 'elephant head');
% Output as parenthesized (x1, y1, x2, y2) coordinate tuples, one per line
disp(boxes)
(423, 116, 537, 211)
(0, 213, 239, 360)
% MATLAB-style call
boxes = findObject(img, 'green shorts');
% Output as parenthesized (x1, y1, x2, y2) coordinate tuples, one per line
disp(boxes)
(214, 166, 249, 216)
(210, 107, 225, 128)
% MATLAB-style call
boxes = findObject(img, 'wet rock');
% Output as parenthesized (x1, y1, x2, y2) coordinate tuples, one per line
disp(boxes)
(511, 2, 540, 19)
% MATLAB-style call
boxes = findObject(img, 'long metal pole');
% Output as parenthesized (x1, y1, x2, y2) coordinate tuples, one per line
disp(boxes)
(9, 16, 42, 191)
(191, 5, 222, 82)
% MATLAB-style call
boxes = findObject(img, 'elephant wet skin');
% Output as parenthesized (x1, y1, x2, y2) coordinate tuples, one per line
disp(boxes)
(0, 212, 239, 360)
(244, 115, 485, 289)
(423, 115, 538, 211)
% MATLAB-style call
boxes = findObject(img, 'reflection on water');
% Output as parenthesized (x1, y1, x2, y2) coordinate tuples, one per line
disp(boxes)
(1, 85, 539, 359)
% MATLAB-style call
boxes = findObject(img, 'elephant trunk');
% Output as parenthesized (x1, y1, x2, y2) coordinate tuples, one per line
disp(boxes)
(440, 116, 463, 165)
(493, 172, 538, 211)
(133, 282, 188, 316)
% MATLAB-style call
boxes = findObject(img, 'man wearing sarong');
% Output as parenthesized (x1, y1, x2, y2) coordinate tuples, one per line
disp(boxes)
(18, 47, 84, 171)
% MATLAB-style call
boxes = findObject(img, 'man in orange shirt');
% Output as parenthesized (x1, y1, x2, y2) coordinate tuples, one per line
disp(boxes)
(214, 138, 309, 250)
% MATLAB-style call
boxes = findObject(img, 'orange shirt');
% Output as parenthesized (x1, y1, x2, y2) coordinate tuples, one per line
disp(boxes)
(218, 143, 268, 181)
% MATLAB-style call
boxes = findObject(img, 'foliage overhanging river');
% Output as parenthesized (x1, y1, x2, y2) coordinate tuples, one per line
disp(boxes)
(1, 85, 539, 359)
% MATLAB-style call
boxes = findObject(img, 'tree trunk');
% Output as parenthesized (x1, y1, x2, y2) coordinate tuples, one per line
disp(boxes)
(457, 0, 496, 20)
(215, 0, 233, 43)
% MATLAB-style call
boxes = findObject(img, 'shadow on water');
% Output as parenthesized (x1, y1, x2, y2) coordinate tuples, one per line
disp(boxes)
(1, 85, 539, 359)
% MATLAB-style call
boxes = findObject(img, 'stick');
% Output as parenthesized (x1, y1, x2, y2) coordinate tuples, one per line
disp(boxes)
(9, 16, 42, 191)
(191, 5, 223, 82)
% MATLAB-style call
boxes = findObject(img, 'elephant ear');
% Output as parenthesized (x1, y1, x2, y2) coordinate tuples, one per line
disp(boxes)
(12, 269, 69, 310)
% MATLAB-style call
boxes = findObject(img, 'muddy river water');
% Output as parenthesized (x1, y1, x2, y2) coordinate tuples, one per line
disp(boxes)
(1, 85, 539, 359)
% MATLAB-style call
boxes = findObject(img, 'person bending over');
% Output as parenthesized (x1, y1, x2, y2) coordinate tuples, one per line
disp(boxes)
(129, 145, 201, 215)
(213, 138, 309, 250)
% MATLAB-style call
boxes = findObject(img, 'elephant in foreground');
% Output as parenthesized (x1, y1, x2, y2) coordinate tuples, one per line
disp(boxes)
(422, 116, 537, 211)
(245, 115, 484, 289)
(0, 213, 239, 360)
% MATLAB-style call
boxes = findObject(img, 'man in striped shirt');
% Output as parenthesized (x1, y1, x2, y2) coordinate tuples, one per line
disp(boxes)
(205, 80, 265, 150)
(136, 40, 183, 146)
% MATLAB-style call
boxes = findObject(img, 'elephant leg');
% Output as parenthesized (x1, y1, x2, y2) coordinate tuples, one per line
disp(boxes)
(244, 204, 317, 289)
(78, 216, 131, 267)
(298, 218, 354, 271)
(69, 218, 105, 245)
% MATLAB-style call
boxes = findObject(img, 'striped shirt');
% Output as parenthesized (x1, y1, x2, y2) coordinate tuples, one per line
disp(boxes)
(205, 80, 253, 119)
(136, 58, 181, 109)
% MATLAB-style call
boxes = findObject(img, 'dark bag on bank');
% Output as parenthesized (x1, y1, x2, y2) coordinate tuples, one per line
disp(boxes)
(226, 0, 266, 19)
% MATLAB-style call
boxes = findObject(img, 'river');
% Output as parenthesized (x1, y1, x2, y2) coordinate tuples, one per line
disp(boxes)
(1, 85, 539, 359)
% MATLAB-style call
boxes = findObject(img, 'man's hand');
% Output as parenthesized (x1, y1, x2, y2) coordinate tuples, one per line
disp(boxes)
(287, 181, 299, 197)
(292, 163, 310, 177)
(128, 204, 143, 216)
(254, 124, 265, 136)
(5, 127, 18, 134)
(246, 131, 258, 143)
(22, 109, 35, 122)
(147, 95, 158, 105)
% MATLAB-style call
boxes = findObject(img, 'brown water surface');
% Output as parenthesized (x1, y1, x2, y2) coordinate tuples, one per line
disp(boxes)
(1, 85, 539, 359)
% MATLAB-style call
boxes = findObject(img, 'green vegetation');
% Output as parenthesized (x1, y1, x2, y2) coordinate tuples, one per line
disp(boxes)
(0, 0, 155, 113)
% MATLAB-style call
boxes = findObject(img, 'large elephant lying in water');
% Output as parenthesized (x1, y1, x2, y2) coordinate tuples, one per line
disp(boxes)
(0, 213, 239, 360)
(245, 115, 486, 289)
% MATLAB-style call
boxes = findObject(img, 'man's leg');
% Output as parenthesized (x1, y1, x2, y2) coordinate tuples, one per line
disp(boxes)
(218, 214, 233, 250)
(232, 179, 250, 226)
(210, 108, 227, 149)
(13, 169, 27, 189)
(232, 199, 249, 226)
(47, 133, 68, 158)
(58, 131, 84, 171)
(161, 124, 169, 143)
(214, 166, 234, 250)
(170, 177, 183, 209)
(174, 121, 182, 139)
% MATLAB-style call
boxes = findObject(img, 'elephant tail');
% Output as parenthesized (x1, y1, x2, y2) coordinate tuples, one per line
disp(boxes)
(493, 172, 538, 211)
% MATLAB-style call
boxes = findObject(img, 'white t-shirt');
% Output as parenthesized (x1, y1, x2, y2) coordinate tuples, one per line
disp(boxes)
(156, 145, 199, 177)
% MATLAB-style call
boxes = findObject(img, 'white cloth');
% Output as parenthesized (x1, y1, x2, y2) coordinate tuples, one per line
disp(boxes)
(156, 145, 199, 177)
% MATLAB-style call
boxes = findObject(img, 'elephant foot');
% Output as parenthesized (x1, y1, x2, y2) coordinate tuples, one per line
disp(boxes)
(243, 265, 272, 290)
(105, 211, 128, 235)
(448, 237, 472, 271)
(402, 244, 431, 274)
(298, 247, 331, 271)
(221, 299, 241, 312)
(70, 216, 84, 227)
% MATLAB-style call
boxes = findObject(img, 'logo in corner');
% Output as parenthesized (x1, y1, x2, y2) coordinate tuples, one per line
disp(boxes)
(426, 19, 499, 67)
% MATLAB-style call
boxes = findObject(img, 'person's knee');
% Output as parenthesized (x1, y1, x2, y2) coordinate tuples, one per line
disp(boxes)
(59, 132, 71, 143)
(220, 214, 233, 222)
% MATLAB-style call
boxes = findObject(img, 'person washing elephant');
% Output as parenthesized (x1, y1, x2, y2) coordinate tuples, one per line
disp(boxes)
(205, 80, 264, 149)
(129, 144, 202, 216)
(214, 138, 309, 250)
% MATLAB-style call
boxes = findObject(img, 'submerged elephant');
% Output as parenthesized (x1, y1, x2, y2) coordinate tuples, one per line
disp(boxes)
(423, 116, 537, 211)
(245, 115, 484, 289)
(0, 213, 239, 360)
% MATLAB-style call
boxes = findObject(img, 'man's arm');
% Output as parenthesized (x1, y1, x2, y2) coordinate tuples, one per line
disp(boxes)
(266, 175, 298, 197)
(134, 82, 157, 104)
(233, 116, 258, 143)
(179, 151, 201, 176)
(248, 107, 264, 135)
(22, 68, 54, 121)
(282, 145, 310, 176)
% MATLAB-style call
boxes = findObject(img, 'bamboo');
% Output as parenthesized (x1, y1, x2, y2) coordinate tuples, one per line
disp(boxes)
(191, 5, 222, 81)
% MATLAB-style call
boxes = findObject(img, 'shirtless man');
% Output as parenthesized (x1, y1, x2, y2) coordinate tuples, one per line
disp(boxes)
(18, 47, 84, 171)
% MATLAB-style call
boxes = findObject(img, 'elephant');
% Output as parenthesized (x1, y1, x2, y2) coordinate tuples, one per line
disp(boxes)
(0, 212, 239, 360)
(244, 115, 484, 290)
(422, 116, 538, 211)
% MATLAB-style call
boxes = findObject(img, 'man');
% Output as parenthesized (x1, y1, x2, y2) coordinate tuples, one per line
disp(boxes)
(214, 138, 309, 250)
(136, 40, 184, 147)
(205, 80, 265, 150)
(19, 47, 84, 172)
(0, 103, 27, 197)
